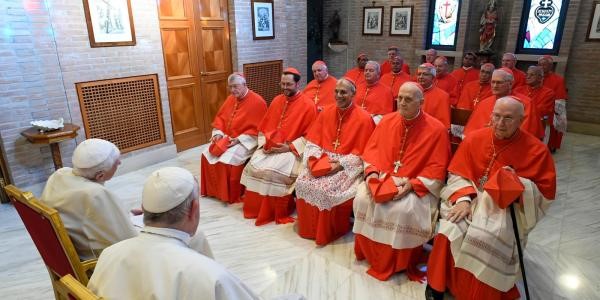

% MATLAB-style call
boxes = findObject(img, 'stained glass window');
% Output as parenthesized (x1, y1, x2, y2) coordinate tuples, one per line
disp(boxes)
(427, 0, 462, 50)
(516, 0, 570, 55)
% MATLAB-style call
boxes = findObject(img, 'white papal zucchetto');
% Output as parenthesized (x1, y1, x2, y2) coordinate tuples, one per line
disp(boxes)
(142, 167, 196, 213)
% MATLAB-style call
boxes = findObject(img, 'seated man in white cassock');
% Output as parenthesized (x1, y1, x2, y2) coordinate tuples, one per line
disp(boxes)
(41, 138, 212, 260)
(295, 77, 375, 246)
(41, 138, 137, 260)
(87, 167, 260, 300)
(200, 73, 267, 204)
(352, 82, 450, 281)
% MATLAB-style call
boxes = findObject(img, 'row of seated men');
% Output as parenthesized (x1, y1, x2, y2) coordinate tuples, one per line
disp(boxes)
(341, 46, 567, 151)
(38, 59, 557, 299)
(200, 65, 556, 300)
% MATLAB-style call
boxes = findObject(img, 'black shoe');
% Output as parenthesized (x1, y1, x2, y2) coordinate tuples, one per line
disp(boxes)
(425, 284, 444, 300)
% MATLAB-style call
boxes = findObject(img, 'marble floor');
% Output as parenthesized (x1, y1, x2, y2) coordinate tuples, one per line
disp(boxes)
(1, 133, 599, 299)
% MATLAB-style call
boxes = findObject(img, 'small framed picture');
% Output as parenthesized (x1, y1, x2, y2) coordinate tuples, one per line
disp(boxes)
(82, 0, 136, 47)
(362, 7, 384, 35)
(251, 0, 275, 40)
(390, 6, 413, 36)
(586, 1, 600, 41)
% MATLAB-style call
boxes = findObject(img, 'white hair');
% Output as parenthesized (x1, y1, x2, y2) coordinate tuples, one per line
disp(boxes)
(72, 147, 120, 180)
(365, 60, 381, 74)
(337, 78, 356, 94)
(418, 64, 436, 77)
(227, 73, 246, 85)
(494, 69, 514, 82)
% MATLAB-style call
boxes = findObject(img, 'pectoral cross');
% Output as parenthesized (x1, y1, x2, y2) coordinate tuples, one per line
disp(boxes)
(443, 0, 452, 18)
(332, 138, 341, 150)
(393, 160, 402, 173)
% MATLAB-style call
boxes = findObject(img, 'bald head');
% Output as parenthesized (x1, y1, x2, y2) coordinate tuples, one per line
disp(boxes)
(434, 56, 449, 76)
(397, 82, 424, 119)
(312, 61, 329, 82)
(502, 53, 517, 69)
(492, 96, 525, 139)
(537, 56, 553, 74)
(425, 48, 437, 63)
(391, 55, 405, 73)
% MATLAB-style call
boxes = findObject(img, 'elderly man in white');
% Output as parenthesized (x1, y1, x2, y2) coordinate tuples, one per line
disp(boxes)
(41, 138, 212, 260)
(88, 167, 259, 300)
(41, 138, 137, 260)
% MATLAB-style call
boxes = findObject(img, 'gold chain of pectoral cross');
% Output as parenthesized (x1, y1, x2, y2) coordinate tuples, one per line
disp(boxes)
(276, 101, 289, 130)
(225, 101, 240, 132)
(313, 84, 320, 104)
(332, 108, 350, 150)
(393, 123, 413, 173)
(478, 131, 518, 189)
(360, 88, 370, 109)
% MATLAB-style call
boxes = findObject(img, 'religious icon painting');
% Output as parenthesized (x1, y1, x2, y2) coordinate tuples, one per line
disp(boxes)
(251, 0, 275, 40)
(426, 0, 462, 50)
(362, 7, 384, 35)
(83, 0, 136, 47)
(586, 1, 600, 41)
(516, 0, 570, 54)
(390, 6, 413, 36)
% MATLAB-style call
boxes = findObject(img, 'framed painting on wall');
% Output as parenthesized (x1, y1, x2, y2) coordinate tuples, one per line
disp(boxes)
(83, 0, 136, 47)
(586, 1, 600, 41)
(390, 6, 413, 36)
(251, 0, 275, 40)
(363, 7, 384, 35)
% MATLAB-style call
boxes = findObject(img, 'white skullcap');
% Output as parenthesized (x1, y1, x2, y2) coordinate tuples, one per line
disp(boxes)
(142, 167, 196, 213)
(72, 139, 119, 169)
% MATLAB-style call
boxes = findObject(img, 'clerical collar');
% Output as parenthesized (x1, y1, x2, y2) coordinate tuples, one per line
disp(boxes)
(237, 88, 249, 101)
(391, 71, 403, 75)
(366, 80, 379, 87)
(337, 101, 354, 112)
(402, 109, 422, 126)
(492, 127, 521, 146)
(141, 226, 191, 246)
(423, 84, 434, 91)
(286, 91, 301, 101)
(462, 66, 473, 71)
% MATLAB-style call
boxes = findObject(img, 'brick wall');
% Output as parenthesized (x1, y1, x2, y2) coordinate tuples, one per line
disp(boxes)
(229, 0, 308, 87)
(0, 0, 173, 187)
(564, 1, 600, 125)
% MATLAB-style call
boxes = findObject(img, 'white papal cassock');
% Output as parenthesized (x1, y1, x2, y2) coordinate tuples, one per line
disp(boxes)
(88, 226, 259, 300)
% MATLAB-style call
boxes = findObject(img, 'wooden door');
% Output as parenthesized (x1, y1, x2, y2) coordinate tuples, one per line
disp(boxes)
(158, 0, 232, 151)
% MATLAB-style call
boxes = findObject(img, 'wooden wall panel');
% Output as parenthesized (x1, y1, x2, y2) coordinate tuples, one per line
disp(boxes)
(161, 29, 193, 79)
(168, 85, 199, 132)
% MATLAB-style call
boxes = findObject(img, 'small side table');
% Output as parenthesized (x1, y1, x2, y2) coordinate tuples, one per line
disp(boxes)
(21, 124, 80, 170)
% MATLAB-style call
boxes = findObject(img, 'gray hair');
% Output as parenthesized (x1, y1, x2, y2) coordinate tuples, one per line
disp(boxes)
(337, 78, 356, 94)
(494, 69, 514, 82)
(527, 65, 544, 77)
(365, 60, 381, 74)
(418, 64, 436, 77)
(143, 181, 199, 225)
(503, 52, 517, 61)
(227, 73, 246, 85)
(72, 148, 120, 180)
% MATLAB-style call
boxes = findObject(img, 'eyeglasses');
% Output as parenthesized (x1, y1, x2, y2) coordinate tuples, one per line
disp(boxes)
(491, 114, 516, 124)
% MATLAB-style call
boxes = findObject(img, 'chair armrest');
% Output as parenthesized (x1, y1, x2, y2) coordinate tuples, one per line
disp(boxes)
(81, 259, 97, 272)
